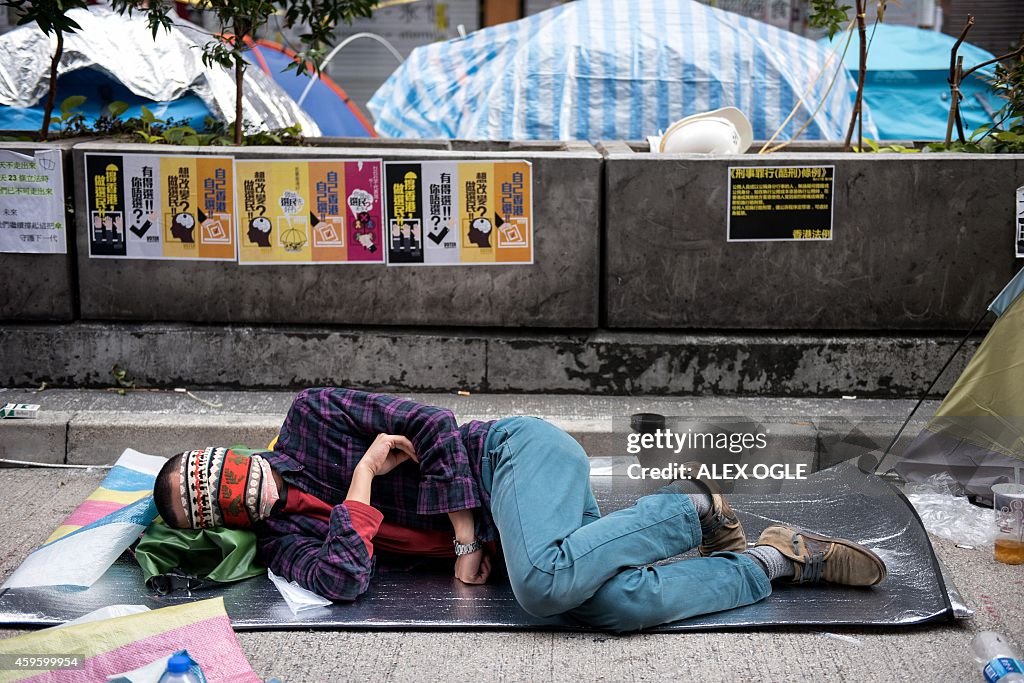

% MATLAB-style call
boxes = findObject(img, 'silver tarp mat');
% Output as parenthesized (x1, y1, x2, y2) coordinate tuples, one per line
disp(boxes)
(0, 7, 320, 134)
(0, 463, 956, 631)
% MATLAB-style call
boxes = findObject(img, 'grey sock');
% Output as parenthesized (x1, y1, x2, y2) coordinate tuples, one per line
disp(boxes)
(670, 479, 713, 520)
(688, 493, 712, 519)
(746, 546, 796, 581)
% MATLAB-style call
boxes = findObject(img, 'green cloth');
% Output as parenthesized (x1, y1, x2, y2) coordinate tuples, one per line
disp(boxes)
(135, 524, 265, 592)
(136, 443, 270, 593)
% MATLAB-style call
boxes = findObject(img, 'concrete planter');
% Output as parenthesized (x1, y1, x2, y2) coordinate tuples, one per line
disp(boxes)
(71, 140, 601, 328)
(0, 141, 77, 321)
(602, 141, 1018, 331)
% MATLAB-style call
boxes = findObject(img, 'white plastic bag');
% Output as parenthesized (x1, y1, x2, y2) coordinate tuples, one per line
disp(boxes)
(905, 473, 996, 549)
(267, 569, 332, 615)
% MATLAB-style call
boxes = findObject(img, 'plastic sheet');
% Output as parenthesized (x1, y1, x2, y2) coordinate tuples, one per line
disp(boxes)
(1, 449, 161, 590)
(368, 0, 875, 141)
(0, 464, 956, 631)
(108, 649, 205, 683)
(0, 598, 259, 682)
(0, 8, 320, 135)
(905, 474, 997, 549)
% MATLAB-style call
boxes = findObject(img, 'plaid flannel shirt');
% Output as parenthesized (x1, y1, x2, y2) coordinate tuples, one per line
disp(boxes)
(255, 387, 494, 601)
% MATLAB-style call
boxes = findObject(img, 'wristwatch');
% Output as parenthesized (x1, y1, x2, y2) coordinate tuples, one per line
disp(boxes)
(452, 538, 482, 556)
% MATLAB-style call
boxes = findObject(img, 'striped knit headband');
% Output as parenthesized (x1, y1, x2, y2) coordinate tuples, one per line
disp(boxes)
(178, 447, 277, 529)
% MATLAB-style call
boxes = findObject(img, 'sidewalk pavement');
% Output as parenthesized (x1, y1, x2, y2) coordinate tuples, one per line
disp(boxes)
(1, 388, 1018, 682)
(1, 387, 936, 467)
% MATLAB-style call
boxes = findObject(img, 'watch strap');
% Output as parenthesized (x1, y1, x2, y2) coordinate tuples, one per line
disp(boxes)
(452, 538, 481, 556)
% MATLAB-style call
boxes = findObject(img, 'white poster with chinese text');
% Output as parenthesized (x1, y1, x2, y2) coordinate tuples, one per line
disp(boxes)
(0, 148, 66, 254)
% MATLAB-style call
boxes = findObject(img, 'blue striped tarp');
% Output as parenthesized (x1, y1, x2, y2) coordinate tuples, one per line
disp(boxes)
(368, 0, 875, 142)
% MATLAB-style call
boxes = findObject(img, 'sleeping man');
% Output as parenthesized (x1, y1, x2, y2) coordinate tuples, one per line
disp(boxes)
(152, 387, 886, 632)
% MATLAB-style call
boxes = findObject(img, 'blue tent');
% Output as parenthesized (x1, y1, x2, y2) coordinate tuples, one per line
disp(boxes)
(0, 68, 210, 132)
(369, 0, 874, 141)
(246, 40, 375, 138)
(819, 24, 1000, 141)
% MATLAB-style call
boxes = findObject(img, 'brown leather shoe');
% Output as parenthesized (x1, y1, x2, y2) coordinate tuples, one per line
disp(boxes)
(754, 525, 887, 586)
(679, 462, 747, 556)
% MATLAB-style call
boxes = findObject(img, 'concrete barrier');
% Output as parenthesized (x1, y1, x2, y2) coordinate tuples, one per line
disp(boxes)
(72, 140, 601, 327)
(14, 136, 1014, 335)
(602, 141, 1018, 331)
(0, 141, 76, 321)
(0, 322, 977, 397)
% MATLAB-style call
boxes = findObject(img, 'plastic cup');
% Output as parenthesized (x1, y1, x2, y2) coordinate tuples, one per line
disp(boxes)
(993, 483, 1024, 565)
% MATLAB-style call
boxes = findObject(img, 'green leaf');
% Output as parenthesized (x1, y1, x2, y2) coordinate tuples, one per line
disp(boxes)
(807, 0, 851, 38)
(108, 100, 130, 119)
(56, 15, 82, 33)
(60, 95, 86, 115)
(140, 106, 156, 125)
(164, 126, 197, 145)
(136, 130, 163, 144)
(111, 364, 135, 389)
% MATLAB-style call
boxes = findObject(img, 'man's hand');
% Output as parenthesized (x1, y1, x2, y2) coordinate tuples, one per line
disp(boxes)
(357, 434, 418, 476)
(449, 508, 488, 583)
(454, 549, 491, 585)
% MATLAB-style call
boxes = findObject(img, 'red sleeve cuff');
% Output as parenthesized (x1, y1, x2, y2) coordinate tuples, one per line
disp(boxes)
(342, 500, 385, 556)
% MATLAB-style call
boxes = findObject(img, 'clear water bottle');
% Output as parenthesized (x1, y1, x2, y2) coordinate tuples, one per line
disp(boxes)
(973, 632, 1024, 683)
(158, 653, 201, 683)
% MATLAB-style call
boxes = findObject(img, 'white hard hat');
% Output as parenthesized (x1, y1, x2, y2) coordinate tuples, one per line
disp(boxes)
(648, 107, 754, 154)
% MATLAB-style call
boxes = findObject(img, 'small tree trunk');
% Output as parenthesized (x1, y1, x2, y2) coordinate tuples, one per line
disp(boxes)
(954, 57, 966, 142)
(843, 0, 868, 151)
(945, 17, 974, 147)
(234, 55, 244, 145)
(40, 31, 64, 142)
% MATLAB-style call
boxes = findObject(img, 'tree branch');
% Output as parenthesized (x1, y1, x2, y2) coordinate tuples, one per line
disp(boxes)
(961, 45, 1024, 81)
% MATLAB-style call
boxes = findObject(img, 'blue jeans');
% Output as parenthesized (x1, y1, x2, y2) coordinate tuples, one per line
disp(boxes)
(481, 416, 771, 632)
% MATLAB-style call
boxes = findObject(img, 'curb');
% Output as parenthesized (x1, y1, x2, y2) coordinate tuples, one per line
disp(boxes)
(1, 394, 932, 469)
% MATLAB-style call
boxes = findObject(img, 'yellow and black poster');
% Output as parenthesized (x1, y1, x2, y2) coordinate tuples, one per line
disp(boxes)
(727, 166, 834, 242)
(383, 159, 533, 266)
(84, 153, 236, 260)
